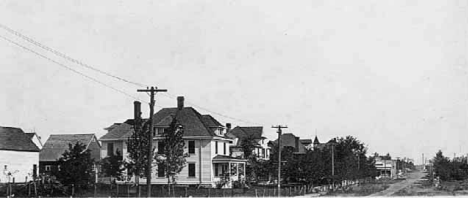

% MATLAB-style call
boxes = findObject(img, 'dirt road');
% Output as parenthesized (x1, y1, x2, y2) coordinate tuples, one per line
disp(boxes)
(369, 170, 427, 196)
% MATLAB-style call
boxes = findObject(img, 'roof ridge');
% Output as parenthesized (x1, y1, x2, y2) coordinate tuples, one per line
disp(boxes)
(188, 107, 216, 136)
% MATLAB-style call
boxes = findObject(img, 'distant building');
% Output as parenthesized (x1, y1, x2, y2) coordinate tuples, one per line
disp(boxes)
(227, 126, 271, 160)
(312, 135, 336, 151)
(39, 134, 101, 175)
(375, 157, 397, 179)
(25, 132, 43, 150)
(0, 126, 40, 183)
(271, 133, 307, 154)
(300, 139, 312, 150)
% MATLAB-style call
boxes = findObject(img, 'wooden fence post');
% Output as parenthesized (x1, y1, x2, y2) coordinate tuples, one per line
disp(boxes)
(255, 189, 258, 198)
(34, 181, 37, 197)
(138, 185, 141, 197)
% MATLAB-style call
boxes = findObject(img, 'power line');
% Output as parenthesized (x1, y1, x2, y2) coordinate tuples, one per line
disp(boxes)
(163, 92, 265, 126)
(0, 23, 266, 125)
(0, 23, 147, 87)
(0, 34, 152, 104)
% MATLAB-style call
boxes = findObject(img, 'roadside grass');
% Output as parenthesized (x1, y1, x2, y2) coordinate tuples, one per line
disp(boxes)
(393, 174, 468, 196)
(324, 179, 396, 197)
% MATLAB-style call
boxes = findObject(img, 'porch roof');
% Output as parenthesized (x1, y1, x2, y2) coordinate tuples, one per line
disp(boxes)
(212, 155, 248, 163)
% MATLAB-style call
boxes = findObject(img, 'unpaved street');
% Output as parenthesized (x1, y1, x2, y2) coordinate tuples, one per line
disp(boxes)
(369, 170, 427, 196)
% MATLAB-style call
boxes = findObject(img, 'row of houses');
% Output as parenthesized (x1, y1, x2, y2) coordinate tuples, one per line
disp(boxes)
(0, 127, 101, 183)
(1, 96, 335, 187)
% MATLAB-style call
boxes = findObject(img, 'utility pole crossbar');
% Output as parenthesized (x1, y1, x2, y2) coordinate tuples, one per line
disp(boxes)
(272, 125, 287, 198)
(137, 86, 167, 198)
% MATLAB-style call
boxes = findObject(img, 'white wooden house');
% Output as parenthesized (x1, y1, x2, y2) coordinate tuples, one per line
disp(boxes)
(0, 126, 40, 183)
(99, 96, 246, 188)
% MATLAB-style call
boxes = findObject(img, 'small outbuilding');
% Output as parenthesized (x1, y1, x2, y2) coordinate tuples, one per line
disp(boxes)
(0, 126, 40, 183)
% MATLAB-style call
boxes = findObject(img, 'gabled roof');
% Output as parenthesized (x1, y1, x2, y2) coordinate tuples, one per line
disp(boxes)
(228, 126, 264, 139)
(271, 133, 307, 154)
(25, 133, 36, 138)
(100, 121, 134, 140)
(0, 126, 40, 152)
(152, 107, 217, 136)
(100, 107, 225, 140)
(202, 115, 223, 127)
(40, 134, 98, 162)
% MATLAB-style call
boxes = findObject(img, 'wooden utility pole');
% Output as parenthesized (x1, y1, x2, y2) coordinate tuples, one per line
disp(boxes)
(272, 125, 287, 197)
(138, 86, 167, 197)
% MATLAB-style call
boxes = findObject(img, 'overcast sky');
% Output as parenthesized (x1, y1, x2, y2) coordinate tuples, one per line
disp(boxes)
(1, 0, 467, 164)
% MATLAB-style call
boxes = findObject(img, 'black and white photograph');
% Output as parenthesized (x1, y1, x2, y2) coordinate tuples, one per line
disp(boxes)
(1, 0, 467, 197)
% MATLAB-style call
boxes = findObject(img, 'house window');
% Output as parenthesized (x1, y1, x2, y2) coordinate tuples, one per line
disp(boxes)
(188, 141, 195, 154)
(158, 142, 165, 154)
(45, 165, 51, 171)
(107, 143, 114, 156)
(262, 149, 265, 158)
(215, 141, 218, 154)
(153, 127, 166, 136)
(214, 164, 219, 176)
(188, 163, 196, 177)
(158, 128, 165, 135)
(158, 163, 165, 177)
(223, 142, 226, 155)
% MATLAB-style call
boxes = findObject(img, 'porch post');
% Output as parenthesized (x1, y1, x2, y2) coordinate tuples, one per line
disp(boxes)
(243, 162, 246, 179)
(236, 162, 239, 180)
(229, 162, 231, 188)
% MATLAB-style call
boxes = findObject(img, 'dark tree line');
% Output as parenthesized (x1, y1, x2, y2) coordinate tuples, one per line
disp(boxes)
(433, 150, 468, 181)
(245, 136, 378, 185)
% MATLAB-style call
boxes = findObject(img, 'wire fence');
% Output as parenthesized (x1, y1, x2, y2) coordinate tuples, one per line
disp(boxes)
(0, 178, 377, 197)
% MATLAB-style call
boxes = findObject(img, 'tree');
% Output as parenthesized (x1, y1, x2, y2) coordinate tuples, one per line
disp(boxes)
(155, 118, 189, 194)
(101, 149, 125, 183)
(433, 150, 451, 180)
(240, 134, 259, 159)
(239, 134, 263, 183)
(55, 142, 94, 188)
(126, 119, 152, 188)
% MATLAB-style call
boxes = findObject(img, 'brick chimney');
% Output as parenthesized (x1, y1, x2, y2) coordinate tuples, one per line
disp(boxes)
(177, 96, 184, 110)
(134, 101, 141, 121)
(226, 123, 232, 134)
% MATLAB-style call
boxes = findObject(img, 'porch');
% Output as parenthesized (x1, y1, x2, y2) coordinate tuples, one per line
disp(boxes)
(212, 155, 247, 188)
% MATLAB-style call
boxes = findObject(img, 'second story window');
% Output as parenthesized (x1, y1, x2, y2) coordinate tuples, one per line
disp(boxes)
(188, 141, 195, 154)
(215, 141, 218, 154)
(107, 143, 114, 156)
